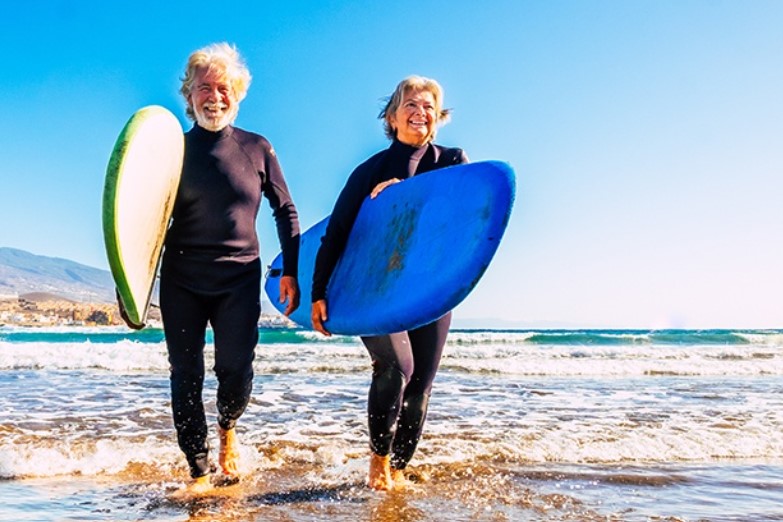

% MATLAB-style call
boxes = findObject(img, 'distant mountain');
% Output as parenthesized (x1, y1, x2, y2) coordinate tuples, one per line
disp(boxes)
(0, 247, 115, 303)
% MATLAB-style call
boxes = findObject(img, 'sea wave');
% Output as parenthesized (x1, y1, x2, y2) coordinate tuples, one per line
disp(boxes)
(0, 326, 352, 346)
(3, 327, 783, 346)
(448, 329, 783, 347)
(2, 339, 783, 376)
(3, 409, 782, 479)
(0, 341, 170, 371)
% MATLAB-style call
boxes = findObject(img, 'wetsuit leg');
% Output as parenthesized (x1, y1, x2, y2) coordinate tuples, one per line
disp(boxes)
(361, 332, 415, 457)
(210, 261, 261, 431)
(390, 311, 451, 470)
(160, 276, 212, 478)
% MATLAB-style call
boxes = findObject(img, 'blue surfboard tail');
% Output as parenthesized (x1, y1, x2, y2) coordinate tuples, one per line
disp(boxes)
(265, 160, 516, 335)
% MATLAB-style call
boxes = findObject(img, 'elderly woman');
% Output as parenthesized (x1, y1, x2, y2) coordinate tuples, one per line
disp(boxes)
(162, 43, 300, 495)
(311, 76, 468, 490)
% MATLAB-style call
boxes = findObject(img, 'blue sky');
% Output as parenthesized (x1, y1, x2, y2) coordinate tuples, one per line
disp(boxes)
(1, 1, 782, 328)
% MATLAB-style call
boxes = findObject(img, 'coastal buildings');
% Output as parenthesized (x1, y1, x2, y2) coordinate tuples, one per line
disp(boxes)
(0, 293, 295, 329)
(0, 293, 121, 327)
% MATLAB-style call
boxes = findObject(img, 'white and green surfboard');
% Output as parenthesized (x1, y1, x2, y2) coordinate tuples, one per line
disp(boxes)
(102, 106, 184, 329)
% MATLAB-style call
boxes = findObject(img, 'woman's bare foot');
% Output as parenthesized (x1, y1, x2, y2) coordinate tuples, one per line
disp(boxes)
(218, 426, 240, 479)
(391, 468, 415, 489)
(368, 453, 394, 491)
(170, 474, 212, 500)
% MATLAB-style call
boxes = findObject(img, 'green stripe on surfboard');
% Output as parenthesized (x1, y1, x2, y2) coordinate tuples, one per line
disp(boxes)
(102, 105, 184, 328)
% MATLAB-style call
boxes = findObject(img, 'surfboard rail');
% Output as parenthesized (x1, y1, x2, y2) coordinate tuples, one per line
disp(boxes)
(102, 106, 184, 328)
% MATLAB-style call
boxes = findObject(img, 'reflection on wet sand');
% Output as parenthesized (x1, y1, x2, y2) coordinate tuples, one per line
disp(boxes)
(145, 462, 608, 522)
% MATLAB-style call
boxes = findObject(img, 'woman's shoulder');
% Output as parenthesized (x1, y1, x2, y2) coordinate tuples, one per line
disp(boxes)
(354, 148, 389, 171)
(342, 148, 388, 183)
(432, 143, 469, 165)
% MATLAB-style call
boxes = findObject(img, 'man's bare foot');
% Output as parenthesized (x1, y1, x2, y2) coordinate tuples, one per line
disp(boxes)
(218, 426, 240, 479)
(169, 474, 212, 500)
(391, 468, 416, 489)
(368, 453, 394, 491)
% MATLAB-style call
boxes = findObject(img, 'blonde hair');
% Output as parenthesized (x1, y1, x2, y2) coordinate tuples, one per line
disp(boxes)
(379, 76, 452, 142)
(180, 43, 252, 121)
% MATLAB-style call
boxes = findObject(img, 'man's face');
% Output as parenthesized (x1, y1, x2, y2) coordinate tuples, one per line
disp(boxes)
(188, 67, 238, 132)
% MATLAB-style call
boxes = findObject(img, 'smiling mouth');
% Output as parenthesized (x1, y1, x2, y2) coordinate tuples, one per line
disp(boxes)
(203, 103, 227, 115)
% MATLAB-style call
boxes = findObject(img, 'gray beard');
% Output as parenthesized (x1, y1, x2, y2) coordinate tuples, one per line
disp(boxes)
(194, 104, 238, 132)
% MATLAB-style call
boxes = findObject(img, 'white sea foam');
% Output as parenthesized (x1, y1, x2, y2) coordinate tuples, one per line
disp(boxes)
(0, 341, 170, 371)
(0, 437, 178, 478)
(5, 415, 782, 480)
(3, 336, 783, 376)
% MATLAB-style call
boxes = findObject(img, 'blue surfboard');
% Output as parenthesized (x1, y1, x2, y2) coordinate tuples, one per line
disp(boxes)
(264, 160, 515, 335)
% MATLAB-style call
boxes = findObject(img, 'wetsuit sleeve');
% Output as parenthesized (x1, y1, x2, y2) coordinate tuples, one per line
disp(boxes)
(311, 162, 375, 302)
(262, 148, 300, 278)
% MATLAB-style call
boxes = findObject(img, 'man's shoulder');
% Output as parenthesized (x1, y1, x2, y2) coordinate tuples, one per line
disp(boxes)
(231, 126, 273, 150)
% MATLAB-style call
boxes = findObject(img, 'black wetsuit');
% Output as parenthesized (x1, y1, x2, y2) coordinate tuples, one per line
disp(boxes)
(160, 124, 299, 478)
(313, 139, 468, 470)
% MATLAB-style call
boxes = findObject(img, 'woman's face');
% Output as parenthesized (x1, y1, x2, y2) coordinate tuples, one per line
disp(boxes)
(188, 67, 238, 132)
(390, 89, 437, 146)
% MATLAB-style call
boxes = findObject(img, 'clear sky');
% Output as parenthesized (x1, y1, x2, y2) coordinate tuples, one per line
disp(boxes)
(1, 1, 782, 329)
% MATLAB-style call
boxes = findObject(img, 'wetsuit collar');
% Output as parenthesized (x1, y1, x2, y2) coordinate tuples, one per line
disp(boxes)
(390, 138, 429, 154)
(390, 139, 431, 178)
(190, 123, 234, 141)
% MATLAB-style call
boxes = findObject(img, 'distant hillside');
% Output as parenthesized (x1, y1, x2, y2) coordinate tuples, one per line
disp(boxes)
(19, 292, 78, 303)
(0, 247, 115, 303)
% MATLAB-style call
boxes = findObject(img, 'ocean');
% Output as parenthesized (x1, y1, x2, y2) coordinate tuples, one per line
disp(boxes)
(1, 327, 782, 521)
